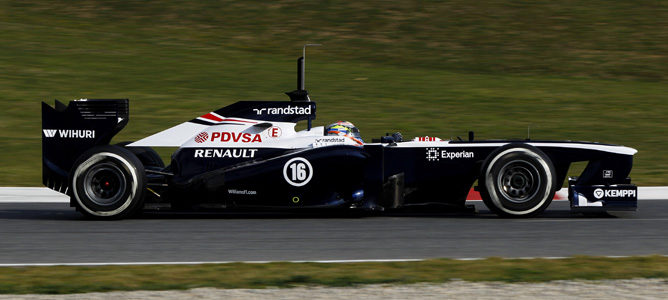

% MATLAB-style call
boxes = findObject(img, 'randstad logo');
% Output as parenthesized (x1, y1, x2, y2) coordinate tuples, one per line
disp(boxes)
(43, 129, 95, 139)
(252, 105, 312, 115)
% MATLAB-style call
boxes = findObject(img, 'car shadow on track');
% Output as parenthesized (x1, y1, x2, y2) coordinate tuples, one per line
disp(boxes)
(0, 204, 616, 221)
(131, 207, 613, 220)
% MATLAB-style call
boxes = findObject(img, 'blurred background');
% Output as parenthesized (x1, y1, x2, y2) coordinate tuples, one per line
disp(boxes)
(0, 0, 666, 186)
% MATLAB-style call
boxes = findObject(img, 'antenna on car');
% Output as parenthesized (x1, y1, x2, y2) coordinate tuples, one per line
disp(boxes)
(286, 44, 321, 131)
(287, 44, 321, 102)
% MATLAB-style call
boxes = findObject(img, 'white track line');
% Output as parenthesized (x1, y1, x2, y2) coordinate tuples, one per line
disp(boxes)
(0, 259, 424, 267)
(2, 256, 665, 267)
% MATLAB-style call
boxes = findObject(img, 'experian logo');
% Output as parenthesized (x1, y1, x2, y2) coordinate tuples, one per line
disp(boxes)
(252, 105, 312, 115)
(43, 129, 95, 139)
(426, 148, 475, 162)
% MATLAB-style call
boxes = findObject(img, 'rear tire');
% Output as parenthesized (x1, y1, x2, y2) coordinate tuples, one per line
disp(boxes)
(70, 145, 146, 219)
(479, 144, 557, 217)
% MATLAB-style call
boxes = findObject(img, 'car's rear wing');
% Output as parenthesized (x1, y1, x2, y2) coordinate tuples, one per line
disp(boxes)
(42, 99, 129, 194)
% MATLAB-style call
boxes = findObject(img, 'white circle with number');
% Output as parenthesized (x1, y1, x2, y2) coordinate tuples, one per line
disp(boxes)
(283, 157, 313, 187)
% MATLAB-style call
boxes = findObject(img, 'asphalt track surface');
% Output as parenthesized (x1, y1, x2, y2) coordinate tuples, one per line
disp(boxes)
(1, 198, 667, 265)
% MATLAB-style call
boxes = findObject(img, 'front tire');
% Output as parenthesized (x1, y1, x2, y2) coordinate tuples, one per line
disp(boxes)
(479, 144, 557, 217)
(70, 145, 146, 219)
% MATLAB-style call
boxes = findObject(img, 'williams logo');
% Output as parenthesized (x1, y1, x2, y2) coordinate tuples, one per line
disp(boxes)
(252, 105, 312, 115)
(426, 148, 474, 162)
(227, 189, 257, 195)
(43, 129, 95, 139)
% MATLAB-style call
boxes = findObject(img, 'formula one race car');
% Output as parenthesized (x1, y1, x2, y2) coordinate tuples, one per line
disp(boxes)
(42, 57, 638, 219)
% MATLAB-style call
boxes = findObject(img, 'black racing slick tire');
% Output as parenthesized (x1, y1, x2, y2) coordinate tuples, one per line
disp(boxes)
(70, 145, 146, 220)
(479, 144, 557, 217)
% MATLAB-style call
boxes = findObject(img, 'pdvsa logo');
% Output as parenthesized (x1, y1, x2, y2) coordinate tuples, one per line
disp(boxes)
(194, 132, 209, 143)
(195, 132, 262, 143)
(43, 129, 95, 139)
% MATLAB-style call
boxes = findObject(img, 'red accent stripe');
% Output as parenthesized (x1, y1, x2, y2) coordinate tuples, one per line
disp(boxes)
(200, 113, 223, 122)
(198, 114, 258, 124)
(466, 188, 565, 200)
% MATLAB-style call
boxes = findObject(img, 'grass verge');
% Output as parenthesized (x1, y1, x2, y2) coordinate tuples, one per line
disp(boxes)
(1, 1, 667, 186)
(1, 256, 667, 294)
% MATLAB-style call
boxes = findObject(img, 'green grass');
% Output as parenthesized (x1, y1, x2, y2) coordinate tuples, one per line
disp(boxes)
(0, 256, 667, 294)
(1, 1, 667, 186)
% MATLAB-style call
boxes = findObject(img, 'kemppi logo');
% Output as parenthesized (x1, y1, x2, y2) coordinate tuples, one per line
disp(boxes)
(593, 188, 636, 199)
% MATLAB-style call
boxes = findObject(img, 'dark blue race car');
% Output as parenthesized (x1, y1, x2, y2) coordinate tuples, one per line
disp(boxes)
(41, 57, 638, 219)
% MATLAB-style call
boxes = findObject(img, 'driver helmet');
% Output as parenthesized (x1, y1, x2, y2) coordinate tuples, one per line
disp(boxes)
(326, 121, 363, 145)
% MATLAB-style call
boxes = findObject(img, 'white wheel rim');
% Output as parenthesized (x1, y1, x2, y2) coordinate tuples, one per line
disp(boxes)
(72, 152, 138, 217)
(485, 148, 552, 216)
